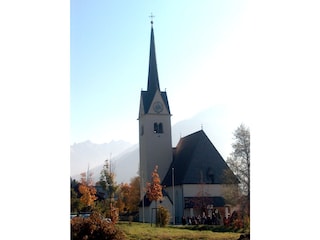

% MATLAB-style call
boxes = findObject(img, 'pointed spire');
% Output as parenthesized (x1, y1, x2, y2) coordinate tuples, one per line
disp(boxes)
(147, 22, 160, 93)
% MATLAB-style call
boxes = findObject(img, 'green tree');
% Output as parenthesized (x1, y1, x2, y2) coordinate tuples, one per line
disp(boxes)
(71, 187, 84, 213)
(98, 159, 119, 221)
(71, 178, 85, 213)
(99, 160, 118, 201)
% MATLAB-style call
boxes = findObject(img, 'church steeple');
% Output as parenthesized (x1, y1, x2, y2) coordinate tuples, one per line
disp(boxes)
(138, 19, 173, 222)
(147, 23, 160, 93)
(139, 20, 171, 115)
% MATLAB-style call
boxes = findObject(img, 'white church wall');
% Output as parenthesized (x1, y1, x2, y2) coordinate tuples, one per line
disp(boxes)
(139, 197, 172, 224)
(139, 201, 155, 223)
(139, 113, 172, 191)
(164, 185, 184, 224)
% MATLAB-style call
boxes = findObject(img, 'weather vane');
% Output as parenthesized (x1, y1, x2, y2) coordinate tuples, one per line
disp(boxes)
(149, 13, 155, 25)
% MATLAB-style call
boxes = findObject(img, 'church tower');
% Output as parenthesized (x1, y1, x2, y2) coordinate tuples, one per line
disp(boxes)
(138, 22, 173, 199)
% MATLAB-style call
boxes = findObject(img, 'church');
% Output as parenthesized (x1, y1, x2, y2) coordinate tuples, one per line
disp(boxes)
(138, 21, 238, 224)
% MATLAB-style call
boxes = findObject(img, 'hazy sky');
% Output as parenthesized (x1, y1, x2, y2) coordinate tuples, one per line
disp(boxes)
(1, 1, 320, 237)
(70, 0, 252, 145)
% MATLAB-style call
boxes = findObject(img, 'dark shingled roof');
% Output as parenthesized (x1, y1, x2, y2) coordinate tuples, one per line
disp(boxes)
(162, 130, 239, 186)
(147, 26, 160, 94)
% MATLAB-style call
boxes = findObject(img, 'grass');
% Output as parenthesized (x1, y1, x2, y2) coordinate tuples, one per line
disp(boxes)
(117, 222, 241, 240)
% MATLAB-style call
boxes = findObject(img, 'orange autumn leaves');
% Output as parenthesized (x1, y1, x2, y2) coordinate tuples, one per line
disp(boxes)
(146, 165, 163, 202)
(78, 172, 97, 207)
(117, 176, 140, 213)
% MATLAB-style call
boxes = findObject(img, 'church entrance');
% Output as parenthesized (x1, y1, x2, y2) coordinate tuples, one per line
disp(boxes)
(183, 197, 226, 225)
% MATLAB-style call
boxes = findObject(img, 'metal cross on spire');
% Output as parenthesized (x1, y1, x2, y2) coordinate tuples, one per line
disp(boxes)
(149, 13, 155, 25)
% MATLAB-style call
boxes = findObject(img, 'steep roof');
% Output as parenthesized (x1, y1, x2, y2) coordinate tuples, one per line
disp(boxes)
(162, 130, 239, 186)
(140, 24, 170, 114)
(147, 25, 160, 94)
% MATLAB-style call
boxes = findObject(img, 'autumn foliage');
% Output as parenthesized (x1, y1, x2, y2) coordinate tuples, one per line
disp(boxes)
(71, 211, 124, 240)
(78, 172, 97, 209)
(156, 206, 170, 227)
(146, 165, 163, 202)
(117, 176, 140, 214)
(78, 184, 97, 208)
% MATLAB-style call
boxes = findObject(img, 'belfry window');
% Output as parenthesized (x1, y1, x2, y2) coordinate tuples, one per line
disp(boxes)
(153, 122, 164, 134)
(158, 123, 163, 133)
(154, 123, 158, 133)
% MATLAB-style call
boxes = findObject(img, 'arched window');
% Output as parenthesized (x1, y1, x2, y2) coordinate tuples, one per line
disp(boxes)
(153, 122, 163, 134)
(154, 123, 158, 133)
(158, 123, 163, 133)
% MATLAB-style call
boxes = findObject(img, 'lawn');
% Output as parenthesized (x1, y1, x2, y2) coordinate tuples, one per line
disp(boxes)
(117, 222, 241, 240)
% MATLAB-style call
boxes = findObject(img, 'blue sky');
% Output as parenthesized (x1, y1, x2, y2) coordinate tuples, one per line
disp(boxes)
(70, 0, 250, 145)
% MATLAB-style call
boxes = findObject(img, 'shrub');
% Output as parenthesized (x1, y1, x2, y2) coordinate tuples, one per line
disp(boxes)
(243, 215, 250, 232)
(156, 206, 170, 227)
(110, 207, 119, 223)
(71, 211, 125, 240)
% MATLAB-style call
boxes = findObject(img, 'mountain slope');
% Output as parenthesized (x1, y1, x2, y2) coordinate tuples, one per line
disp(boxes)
(71, 106, 246, 184)
(70, 140, 133, 177)
(72, 145, 139, 184)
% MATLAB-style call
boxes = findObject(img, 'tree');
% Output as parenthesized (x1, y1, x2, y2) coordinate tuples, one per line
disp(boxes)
(116, 176, 140, 214)
(99, 159, 118, 202)
(98, 159, 119, 221)
(225, 124, 250, 217)
(78, 170, 97, 211)
(116, 183, 130, 213)
(194, 182, 212, 217)
(156, 206, 170, 227)
(70, 178, 84, 212)
(146, 165, 163, 203)
(146, 165, 163, 226)
(127, 176, 140, 212)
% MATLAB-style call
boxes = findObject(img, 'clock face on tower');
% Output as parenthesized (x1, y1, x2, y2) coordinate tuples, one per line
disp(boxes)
(153, 101, 163, 113)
